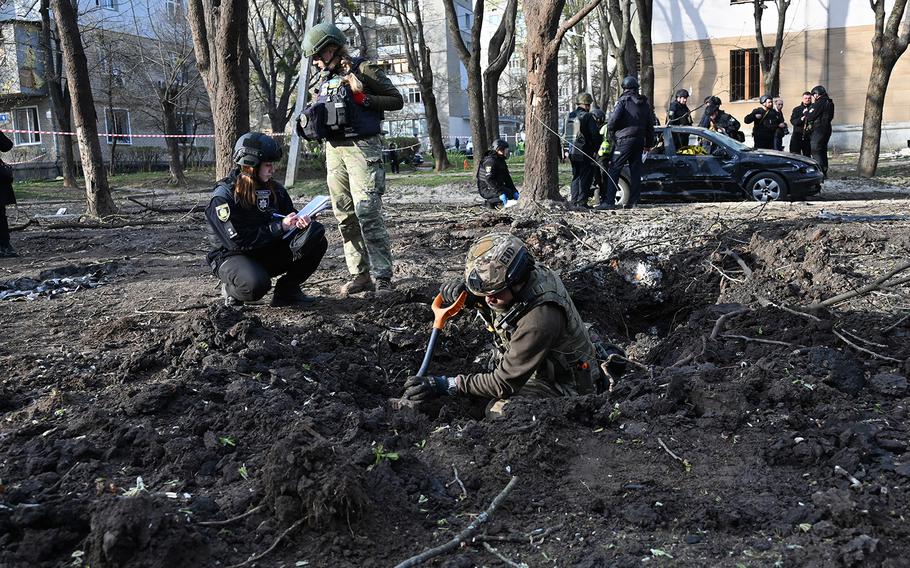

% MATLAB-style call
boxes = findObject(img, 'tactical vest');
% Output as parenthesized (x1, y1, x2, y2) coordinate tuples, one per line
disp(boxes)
(205, 180, 279, 249)
(302, 59, 382, 141)
(489, 266, 599, 394)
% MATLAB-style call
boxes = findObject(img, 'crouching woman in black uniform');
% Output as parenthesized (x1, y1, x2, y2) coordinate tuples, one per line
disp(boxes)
(205, 132, 328, 306)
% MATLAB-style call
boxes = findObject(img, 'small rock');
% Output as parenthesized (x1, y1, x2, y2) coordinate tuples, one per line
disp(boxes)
(869, 373, 908, 396)
(812, 520, 836, 538)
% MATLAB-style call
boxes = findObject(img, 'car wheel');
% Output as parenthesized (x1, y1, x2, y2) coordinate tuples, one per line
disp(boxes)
(748, 172, 788, 202)
(615, 177, 631, 207)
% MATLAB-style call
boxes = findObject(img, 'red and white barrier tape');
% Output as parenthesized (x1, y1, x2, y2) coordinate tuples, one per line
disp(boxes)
(1, 128, 216, 138)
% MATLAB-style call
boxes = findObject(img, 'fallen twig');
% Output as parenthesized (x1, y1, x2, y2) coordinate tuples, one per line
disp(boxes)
(810, 260, 910, 310)
(225, 517, 303, 568)
(707, 261, 744, 283)
(722, 249, 752, 277)
(836, 327, 888, 349)
(474, 523, 564, 545)
(301, 423, 327, 442)
(710, 308, 749, 340)
(756, 296, 821, 322)
(883, 312, 910, 333)
(832, 330, 903, 363)
(394, 476, 519, 568)
(9, 219, 34, 232)
(721, 333, 795, 347)
(482, 542, 528, 568)
(197, 503, 265, 527)
(451, 465, 468, 500)
(657, 437, 691, 471)
(127, 196, 205, 214)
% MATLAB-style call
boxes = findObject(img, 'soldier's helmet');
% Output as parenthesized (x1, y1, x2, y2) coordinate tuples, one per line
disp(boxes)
(233, 133, 283, 168)
(675, 89, 690, 99)
(302, 23, 347, 58)
(464, 233, 535, 296)
(575, 92, 594, 106)
(591, 108, 606, 123)
(760, 94, 773, 104)
(490, 139, 510, 152)
(621, 76, 639, 91)
(810, 85, 827, 96)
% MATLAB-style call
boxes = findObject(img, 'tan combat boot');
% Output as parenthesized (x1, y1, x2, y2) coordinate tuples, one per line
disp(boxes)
(374, 277, 394, 294)
(340, 273, 375, 296)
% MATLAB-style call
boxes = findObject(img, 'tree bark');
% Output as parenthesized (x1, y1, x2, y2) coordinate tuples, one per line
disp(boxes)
(482, 0, 518, 143)
(161, 91, 187, 185)
(39, 0, 77, 188)
(754, 0, 790, 96)
(523, 0, 603, 202)
(858, 0, 910, 177)
(442, 0, 488, 154)
(187, 0, 250, 178)
(603, 0, 633, 101)
(393, 0, 450, 171)
(50, 0, 115, 217)
(636, 0, 654, 103)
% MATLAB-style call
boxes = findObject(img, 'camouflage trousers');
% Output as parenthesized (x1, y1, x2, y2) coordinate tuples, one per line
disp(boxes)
(325, 135, 393, 279)
(485, 377, 577, 420)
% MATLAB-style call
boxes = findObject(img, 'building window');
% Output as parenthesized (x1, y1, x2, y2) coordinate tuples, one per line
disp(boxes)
(97, 0, 118, 9)
(406, 87, 421, 104)
(730, 48, 773, 101)
(105, 108, 132, 145)
(12, 107, 40, 145)
(165, 0, 184, 18)
(381, 58, 409, 74)
(379, 28, 402, 46)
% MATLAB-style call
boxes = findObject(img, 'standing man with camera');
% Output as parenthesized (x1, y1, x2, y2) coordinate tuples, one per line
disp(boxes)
(297, 23, 403, 295)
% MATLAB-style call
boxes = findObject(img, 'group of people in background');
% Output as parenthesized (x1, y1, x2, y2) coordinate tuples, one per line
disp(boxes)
(669, 85, 835, 176)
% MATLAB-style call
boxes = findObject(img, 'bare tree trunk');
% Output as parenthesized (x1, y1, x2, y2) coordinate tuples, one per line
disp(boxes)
(754, 0, 791, 96)
(636, 0, 654, 103)
(50, 0, 115, 217)
(483, 0, 518, 143)
(858, 0, 910, 177)
(39, 0, 77, 189)
(187, 0, 250, 178)
(524, 0, 603, 202)
(442, 0, 488, 154)
(393, 0, 450, 171)
(604, 0, 632, 101)
(162, 93, 187, 185)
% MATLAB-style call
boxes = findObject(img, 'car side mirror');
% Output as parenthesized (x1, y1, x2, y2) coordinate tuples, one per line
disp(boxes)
(711, 148, 729, 159)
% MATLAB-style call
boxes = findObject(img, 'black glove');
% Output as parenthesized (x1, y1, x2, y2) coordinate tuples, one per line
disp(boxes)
(402, 375, 456, 401)
(595, 343, 627, 378)
(439, 279, 467, 305)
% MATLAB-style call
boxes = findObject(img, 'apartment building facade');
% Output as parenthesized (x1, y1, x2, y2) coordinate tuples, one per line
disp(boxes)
(335, 0, 474, 148)
(651, 0, 910, 151)
(0, 0, 213, 177)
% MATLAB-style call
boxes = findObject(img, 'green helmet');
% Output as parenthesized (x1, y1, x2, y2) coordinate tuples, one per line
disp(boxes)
(302, 23, 347, 58)
(464, 233, 534, 296)
(576, 92, 594, 106)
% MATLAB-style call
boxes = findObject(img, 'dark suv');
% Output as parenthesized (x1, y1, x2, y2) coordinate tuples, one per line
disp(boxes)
(606, 126, 824, 205)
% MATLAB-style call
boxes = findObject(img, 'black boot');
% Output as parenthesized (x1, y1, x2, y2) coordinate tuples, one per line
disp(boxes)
(271, 281, 316, 307)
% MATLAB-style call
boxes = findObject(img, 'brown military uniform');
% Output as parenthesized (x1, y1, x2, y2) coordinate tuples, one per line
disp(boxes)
(455, 266, 600, 418)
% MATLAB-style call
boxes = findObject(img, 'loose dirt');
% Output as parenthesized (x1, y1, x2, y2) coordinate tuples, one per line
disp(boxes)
(1, 172, 909, 568)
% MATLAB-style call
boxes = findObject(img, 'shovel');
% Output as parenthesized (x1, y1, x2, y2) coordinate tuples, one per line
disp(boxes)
(391, 291, 467, 409)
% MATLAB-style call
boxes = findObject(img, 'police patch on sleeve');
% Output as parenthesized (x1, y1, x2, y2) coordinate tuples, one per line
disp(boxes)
(216, 203, 231, 222)
(485, 166, 493, 173)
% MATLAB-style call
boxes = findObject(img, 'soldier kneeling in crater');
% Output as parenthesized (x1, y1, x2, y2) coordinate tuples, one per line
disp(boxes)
(402, 233, 625, 418)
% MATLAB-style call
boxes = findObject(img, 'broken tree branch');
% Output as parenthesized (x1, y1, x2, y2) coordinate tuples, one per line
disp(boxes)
(225, 517, 304, 568)
(832, 329, 904, 363)
(710, 308, 749, 340)
(809, 260, 910, 310)
(721, 333, 795, 347)
(394, 476, 519, 568)
(756, 296, 822, 321)
(482, 542, 528, 568)
(722, 249, 753, 277)
(127, 196, 205, 214)
(198, 503, 265, 527)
